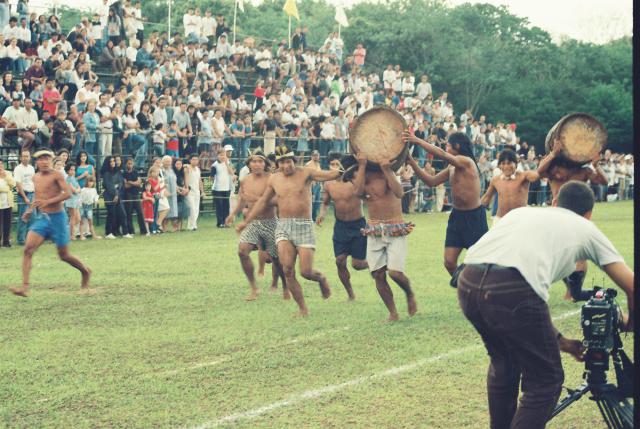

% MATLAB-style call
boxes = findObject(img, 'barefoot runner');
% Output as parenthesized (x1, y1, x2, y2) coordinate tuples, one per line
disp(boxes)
(537, 139, 609, 300)
(10, 149, 91, 297)
(226, 149, 289, 301)
(480, 148, 539, 225)
(237, 145, 341, 317)
(317, 153, 368, 300)
(404, 131, 488, 283)
(352, 153, 417, 321)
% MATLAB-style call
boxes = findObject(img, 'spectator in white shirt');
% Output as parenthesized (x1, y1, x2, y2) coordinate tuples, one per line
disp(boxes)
(201, 9, 216, 42)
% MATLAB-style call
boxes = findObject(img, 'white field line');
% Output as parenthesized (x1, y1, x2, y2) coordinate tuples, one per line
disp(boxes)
(155, 326, 351, 377)
(189, 309, 581, 429)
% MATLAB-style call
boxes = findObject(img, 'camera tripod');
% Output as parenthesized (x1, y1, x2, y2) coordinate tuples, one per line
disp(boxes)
(550, 329, 634, 429)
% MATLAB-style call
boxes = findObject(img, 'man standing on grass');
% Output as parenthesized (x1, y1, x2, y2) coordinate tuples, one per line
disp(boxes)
(185, 154, 204, 231)
(480, 148, 539, 226)
(13, 149, 35, 246)
(352, 153, 417, 322)
(10, 149, 91, 297)
(457, 181, 634, 429)
(236, 145, 341, 317)
(317, 153, 368, 301)
(403, 131, 488, 281)
(226, 149, 289, 302)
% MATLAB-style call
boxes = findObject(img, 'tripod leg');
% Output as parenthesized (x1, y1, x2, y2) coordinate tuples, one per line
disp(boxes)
(549, 384, 590, 419)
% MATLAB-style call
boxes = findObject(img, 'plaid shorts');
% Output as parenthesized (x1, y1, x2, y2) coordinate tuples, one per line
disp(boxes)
(275, 218, 316, 249)
(239, 218, 278, 258)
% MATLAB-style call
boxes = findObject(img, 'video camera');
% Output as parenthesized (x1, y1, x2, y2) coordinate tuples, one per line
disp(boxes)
(575, 286, 633, 395)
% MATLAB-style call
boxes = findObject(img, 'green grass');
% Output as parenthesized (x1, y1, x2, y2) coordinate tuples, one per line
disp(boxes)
(0, 202, 634, 428)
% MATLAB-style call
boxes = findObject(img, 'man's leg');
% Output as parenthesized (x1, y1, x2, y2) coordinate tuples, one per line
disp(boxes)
(272, 257, 290, 300)
(371, 267, 399, 321)
(57, 245, 92, 289)
(458, 267, 521, 429)
(335, 254, 355, 300)
(238, 242, 259, 301)
(11, 231, 46, 297)
(388, 270, 417, 316)
(444, 246, 463, 275)
(298, 247, 331, 299)
(277, 240, 308, 316)
(16, 194, 31, 245)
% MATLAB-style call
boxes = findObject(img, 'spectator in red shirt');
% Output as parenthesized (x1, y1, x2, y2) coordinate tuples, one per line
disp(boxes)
(42, 79, 62, 117)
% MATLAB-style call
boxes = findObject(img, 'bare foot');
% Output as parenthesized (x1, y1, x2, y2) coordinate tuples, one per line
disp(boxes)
(245, 289, 259, 301)
(257, 270, 265, 278)
(293, 309, 309, 318)
(81, 268, 91, 289)
(10, 287, 29, 297)
(563, 289, 576, 302)
(319, 278, 331, 299)
(94, 236, 103, 240)
(80, 236, 86, 241)
(408, 295, 417, 316)
(283, 288, 291, 300)
(382, 313, 400, 323)
(269, 286, 278, 294)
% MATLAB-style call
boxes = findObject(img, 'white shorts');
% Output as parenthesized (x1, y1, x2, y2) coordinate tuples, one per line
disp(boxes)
(366, 234, 407, 273)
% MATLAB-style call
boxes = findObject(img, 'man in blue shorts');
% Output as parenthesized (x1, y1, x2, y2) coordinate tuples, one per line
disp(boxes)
(10, 149, 91, 297)
(317, 153, 368, 300)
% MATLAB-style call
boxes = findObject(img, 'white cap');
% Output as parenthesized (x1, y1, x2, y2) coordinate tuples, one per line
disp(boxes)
(224, 145, 234, 151)
(624, 154, 631, 160)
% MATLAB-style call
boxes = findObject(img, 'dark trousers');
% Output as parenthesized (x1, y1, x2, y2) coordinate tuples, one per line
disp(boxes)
(212, 190, 230, 226)
(124, 200, 147, 235)
(0, 207, 11, 246)
(105, 200, 127, 236)
(457, 265, 564, 429)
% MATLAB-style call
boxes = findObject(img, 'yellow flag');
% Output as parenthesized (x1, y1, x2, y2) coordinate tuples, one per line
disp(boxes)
(283, 0, 300, 21)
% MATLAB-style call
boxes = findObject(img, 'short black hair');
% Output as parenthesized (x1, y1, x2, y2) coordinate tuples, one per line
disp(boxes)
(556, 181, 595, 216)
(327, 152, 342, 163)
(498, 149, 517, 164)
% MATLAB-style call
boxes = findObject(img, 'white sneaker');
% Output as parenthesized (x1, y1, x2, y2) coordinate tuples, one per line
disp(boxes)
(145, 232, 151, 237)
(105, 234, 116, 239)
(124, 234, 133, 239)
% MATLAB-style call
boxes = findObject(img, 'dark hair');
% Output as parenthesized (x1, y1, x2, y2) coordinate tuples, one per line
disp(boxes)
(76, 150, 90, 165)
(498, 149, 517, 164)
(448, 132, 476, 163)
(155, 123, 163, 130)
(556, 181, 595, 216)
(100, 156, 115, 174)
(64, 162, 76, 173)
(328, 152, 342, 163)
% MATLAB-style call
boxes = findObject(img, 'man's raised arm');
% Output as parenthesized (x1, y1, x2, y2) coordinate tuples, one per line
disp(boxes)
(402, 131, 465, 169)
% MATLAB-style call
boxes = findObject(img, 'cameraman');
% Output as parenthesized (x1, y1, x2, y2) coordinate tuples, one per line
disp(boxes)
(457, 180, 633, 429)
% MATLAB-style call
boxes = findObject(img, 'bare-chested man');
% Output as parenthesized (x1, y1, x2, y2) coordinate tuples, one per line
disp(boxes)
(10, 149, 91, 297)
(236, 145, 341, 317)
(480, 148, 539, 225)
(317, 153, 368, 300)
(352, 153, 417, 321)
(404, 132, 488, 280)
(537, 141, 608, 300)
(226, 149, 289, 301)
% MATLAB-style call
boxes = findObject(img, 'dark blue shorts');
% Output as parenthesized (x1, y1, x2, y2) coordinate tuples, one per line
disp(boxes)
(30, 211, 70, 248)
(445, 206, 489, 249)
(333, 217, 367, 260)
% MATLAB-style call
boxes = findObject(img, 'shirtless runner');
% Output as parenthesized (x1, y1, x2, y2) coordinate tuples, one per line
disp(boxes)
(403, 131, 488, 282)
(317, 153, 368, 300)
(352, 153, 417, 321)
(10, 149, 91, 297)
(226, 149, 289, 301)
(236, 145, 341, 317)
(480, 148, 539, 225)
(537, 140, 608, 300)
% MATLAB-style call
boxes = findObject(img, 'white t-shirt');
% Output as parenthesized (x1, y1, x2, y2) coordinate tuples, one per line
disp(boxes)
(238, 165, 250, 182)
(211, 161, 233, 192)
(13, 164, 35, 193)
(464, 207, 624, 301)
(80, 187, 99, 205)
(186, 166, 201, 195)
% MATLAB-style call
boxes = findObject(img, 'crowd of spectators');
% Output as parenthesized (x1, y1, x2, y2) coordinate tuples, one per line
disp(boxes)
(0, 0, 633, 246)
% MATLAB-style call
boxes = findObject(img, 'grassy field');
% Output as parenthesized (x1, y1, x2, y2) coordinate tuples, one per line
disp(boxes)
(0, 201, 634, 429)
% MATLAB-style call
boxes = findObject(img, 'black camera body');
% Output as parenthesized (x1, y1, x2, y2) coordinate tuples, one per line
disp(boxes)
(580, 288, 620, 383)
(581, 288, 619, 351)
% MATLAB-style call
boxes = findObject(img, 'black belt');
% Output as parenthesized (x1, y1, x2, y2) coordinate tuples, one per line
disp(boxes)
(465, 263, 518, 272)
